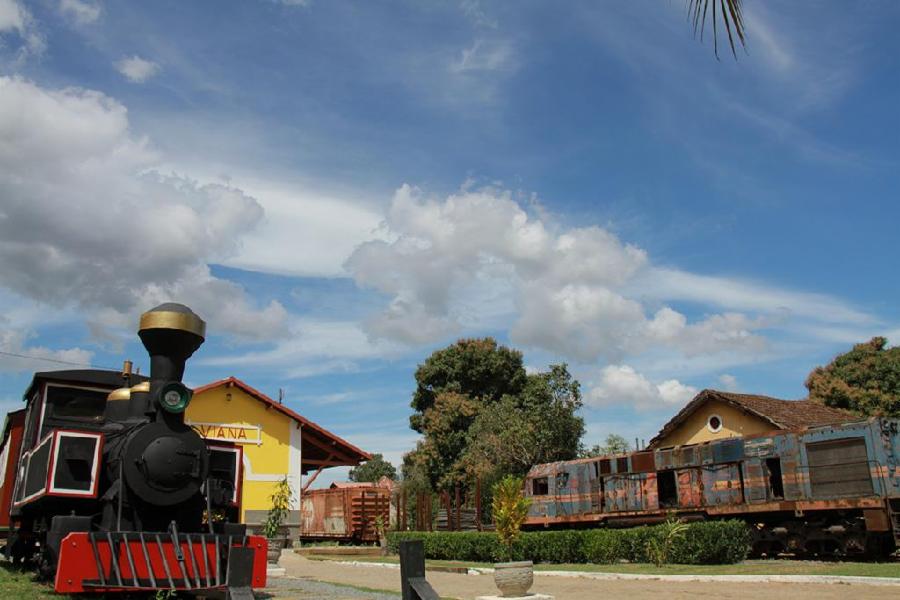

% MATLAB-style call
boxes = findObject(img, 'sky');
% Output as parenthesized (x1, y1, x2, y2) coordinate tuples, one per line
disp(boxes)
(1, 0, 899, 487)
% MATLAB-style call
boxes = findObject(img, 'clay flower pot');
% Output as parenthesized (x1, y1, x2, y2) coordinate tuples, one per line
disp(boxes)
(493, 560, 533, 597)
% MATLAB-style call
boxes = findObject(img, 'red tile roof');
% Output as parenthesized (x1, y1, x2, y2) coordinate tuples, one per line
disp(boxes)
(192, 377, 371, 468)
(648, 389, 858, 449)
(329, 482, 376, 489)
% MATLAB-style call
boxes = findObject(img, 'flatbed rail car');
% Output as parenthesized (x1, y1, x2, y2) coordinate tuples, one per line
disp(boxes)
(524, 418, 900, 557)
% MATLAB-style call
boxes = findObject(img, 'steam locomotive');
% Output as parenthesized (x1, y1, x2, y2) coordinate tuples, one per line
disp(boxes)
(0, 303, 266, 596)
(524, 417, 900, 558)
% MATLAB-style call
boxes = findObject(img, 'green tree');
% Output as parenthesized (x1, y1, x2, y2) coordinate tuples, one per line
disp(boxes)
(405, 338, 585, 492)
(580, 434, 631, 458)
(414, 391, 482, 490)
(463, 364, 584, 481)
(348, 453, 397, 483)
(806, 337, 900, 417)
(409, 338, 527, 432)
(519, 364, 584, 464)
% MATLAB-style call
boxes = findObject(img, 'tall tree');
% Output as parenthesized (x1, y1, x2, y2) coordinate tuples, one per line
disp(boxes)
(406, 338, 585, 491)
(409, 338, 527, 433)
(414, 391, 482, 490)
(348, 453, 397, 483)
(806, 337, 900, 417)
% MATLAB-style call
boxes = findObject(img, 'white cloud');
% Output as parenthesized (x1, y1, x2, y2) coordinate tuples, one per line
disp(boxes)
(587, 365, 697, 411)
(0, 0, 44, 59)
(451, 39, 515, 73)
(115, 55, 161, 83)
(460, 0, 498, 29)
(632, 268, 873, 325)
(718, 374, 738, 391)
(59, 0, 101, 25)
(0, 0, 25, 31)
(217, 178, 384, 278)
(347, 184, 772, 360)
(199, 318, 404, 379)
(744, 11, 793, 73)
(0, 321, 93, 373)
(0, 76, 287, 341)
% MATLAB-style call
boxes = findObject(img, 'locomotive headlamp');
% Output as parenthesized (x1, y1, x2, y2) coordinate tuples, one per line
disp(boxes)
(157, 381, 193, 413)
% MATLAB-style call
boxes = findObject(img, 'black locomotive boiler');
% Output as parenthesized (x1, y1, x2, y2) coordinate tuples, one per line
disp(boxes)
(1, 303, 266, 596)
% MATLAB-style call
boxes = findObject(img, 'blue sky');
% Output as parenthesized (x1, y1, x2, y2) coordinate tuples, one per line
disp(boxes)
(1, 1, 899, 486)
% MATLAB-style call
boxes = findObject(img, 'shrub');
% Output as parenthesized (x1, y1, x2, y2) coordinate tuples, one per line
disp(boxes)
(668, 520, 752, 565)
(520, 530, 586, 563)
(385, 519, 750, 565)
(581, 529, 619, 564)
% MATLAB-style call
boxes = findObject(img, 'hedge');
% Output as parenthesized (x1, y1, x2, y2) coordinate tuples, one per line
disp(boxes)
(387, 520, 750, 565)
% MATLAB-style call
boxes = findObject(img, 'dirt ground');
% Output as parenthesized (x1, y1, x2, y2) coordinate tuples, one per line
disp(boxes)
(276, 553, 896, 600)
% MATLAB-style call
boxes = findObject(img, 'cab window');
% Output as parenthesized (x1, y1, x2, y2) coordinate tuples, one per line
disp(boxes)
(45, 386, 107, 423)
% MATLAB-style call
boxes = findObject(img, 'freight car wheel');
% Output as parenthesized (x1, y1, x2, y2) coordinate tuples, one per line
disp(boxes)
(840, 534, 867, 557)
(750, 540, 773, 557)
(864, 533, 896, 560)
(785, 533, 807, 557)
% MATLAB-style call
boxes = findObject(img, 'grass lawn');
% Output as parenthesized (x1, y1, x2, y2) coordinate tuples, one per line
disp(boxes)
(0, 564, 64, 599)
(304, 554, 900, 578)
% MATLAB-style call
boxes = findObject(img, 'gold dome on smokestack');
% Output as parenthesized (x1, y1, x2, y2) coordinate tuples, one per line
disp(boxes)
(138, 303, 206, 339)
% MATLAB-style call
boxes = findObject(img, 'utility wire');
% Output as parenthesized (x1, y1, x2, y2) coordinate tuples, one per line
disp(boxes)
(0, 349, 120, 371)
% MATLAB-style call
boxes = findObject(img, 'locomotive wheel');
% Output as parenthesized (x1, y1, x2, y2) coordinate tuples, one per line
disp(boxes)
(37, 548, 56, 582)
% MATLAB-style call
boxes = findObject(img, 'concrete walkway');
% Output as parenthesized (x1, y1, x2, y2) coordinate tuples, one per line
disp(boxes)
(276, 553, 900, 600)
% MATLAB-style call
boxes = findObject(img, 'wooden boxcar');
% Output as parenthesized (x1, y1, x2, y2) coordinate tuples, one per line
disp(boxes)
(524, 417, 900, 557)
(299, 483, 389, 543)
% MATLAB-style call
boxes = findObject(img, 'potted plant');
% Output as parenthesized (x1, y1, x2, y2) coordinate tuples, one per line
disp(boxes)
(373, 514, 388, 555)
(491, 475, 533, 597)
(262, 476, 293, 565)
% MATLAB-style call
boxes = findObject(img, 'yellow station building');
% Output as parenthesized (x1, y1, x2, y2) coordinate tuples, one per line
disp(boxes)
(185, 377, 370, 531)
(647, 389, 855, 449)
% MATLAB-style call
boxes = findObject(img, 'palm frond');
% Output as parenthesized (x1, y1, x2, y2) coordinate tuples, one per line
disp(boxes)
(688, 0, 747, 59)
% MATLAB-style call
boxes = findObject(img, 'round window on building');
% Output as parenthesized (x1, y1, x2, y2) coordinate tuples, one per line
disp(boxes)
(707, 414, 723, 433)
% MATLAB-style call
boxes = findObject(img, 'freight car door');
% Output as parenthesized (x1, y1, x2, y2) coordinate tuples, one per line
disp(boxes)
(676, 468, 702, 508)
(742, 458, 768, 504)
(701, 463, 742, 506)
(806, 437, 874, 499)
(603, 475, 627, 512)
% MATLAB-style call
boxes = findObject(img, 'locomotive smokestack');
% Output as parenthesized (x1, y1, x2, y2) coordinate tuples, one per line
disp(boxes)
(138, 303, 206, 383)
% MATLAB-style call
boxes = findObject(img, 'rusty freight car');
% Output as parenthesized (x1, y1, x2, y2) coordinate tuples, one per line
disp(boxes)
(300, 483, 390, 543)
(524, 417, 900, 557)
